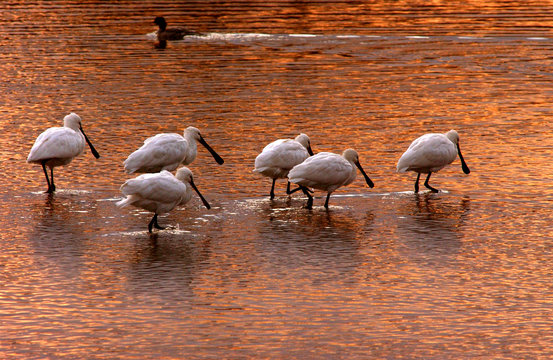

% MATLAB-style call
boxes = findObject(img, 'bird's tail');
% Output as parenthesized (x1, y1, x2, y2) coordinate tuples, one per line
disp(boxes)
(123, 151, 145, 174)
(116, 195, 137, 208)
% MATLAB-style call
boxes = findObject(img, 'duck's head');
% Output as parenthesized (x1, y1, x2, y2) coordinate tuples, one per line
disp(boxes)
(154, 16, 167, 31)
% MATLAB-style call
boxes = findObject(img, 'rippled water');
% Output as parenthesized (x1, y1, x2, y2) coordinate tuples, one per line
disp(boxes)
(3, 1, 553, 358)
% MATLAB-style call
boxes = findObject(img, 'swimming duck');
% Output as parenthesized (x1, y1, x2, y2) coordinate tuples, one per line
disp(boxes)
(154, 16, 201, 41)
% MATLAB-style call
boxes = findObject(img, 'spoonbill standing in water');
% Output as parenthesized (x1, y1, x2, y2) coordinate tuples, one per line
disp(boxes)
(123, 126, 224, 174)
(288, 148, 374, 209)
(117, 167, 211, 233)
(253, 133, 314, 199)
(397, 129, 470, 193)
(27, 113, 100, 193)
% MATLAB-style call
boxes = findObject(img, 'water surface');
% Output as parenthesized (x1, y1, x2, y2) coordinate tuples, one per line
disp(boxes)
(3, 1, 553, 358)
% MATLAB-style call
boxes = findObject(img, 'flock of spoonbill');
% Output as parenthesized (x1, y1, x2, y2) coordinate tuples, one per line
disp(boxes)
(27, 113, 471, 232)
(118, 127, 224, 232)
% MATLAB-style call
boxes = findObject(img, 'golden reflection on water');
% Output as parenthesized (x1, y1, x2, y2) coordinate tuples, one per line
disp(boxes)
(4, 0, 553, 358)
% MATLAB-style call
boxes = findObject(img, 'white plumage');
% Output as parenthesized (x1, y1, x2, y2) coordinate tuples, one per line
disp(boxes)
(253, 133, 314, 199)
(397, 129, 470, 193)
(124, 126, 224, 174)
(288, 148, 374, 209)
(117, 167, 210, 233)
(27, 113, 100, 193)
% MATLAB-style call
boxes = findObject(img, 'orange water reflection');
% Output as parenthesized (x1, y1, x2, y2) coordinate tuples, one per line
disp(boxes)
(3, 0, 553, 358)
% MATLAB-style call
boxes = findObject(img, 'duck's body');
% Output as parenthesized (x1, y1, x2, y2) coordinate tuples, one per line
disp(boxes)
(117, 167, 210, 233)
(123, 126, 224, 174)
(397, 130, 470, 193)
(154, 16, 201, 41)
(288, 149, 374, 209)
(27, 113, 100, 193)
(253, 133, 314, 199)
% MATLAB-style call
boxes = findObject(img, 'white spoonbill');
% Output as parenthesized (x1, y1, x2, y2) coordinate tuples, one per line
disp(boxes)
(288, 148, 374, 209)
(123, 126, 224, 174)
(253, 133, 314, 199)
(116, 167, 211, 233)
(27, 113, 100, 193)
(397, 129, 470, 193)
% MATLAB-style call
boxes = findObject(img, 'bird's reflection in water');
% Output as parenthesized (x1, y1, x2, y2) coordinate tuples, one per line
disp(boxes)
(25, 192, 103, 293)
(254, 199, 375, 283)
(123, 222, 217, 302)
(396, 192, 471, 264)
(32, 192, 89, 252)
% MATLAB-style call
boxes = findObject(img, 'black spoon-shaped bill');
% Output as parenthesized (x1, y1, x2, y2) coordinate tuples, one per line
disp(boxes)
(457, 143, 470, 174)
(189, 178, 211, 209)
(199, 135, 224, 165)
(355, 161, 374, 188)
(80, 125, 100, 159)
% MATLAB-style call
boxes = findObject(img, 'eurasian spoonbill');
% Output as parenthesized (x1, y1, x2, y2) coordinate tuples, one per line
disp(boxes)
(123, 126, 224, 174)
(288, 148, 374, 209)
(27, 113, 100, 193)
(397, 129, 470, 193)
(253, 133, 314, 199)
(117, 167, 210, 233)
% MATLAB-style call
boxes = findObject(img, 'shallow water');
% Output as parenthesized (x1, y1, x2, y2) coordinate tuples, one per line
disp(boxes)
(3, 1, 553, 358)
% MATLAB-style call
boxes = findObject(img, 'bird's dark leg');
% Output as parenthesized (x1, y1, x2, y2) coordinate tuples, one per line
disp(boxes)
(50, 167, 55, 192)
(148, 215, 155, 233)
(148, 214, 165, 233)
(424, 172, 439, 193)
(153, 214, 165, 230)
(324, 193, 331, 209)
(301, 186, 313, 209)
(41, 162, 53, 193)
(414, 173, 421, 193)
(270, 178, 276, 200)
(286, 181, 310, 195)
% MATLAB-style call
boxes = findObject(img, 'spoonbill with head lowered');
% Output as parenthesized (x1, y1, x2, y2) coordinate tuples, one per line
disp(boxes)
(123, 126, 224, 174)
(27, 112, 100, 193)
(396, 129, 470, 193)
(288, 148, 374, 209)
(253, 133, 314, 199)
(116, 167, 211, 233)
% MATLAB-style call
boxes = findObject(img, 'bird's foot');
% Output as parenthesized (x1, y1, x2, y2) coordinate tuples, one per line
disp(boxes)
(154, 222, 165, 230)
(425, 185, 439, 193)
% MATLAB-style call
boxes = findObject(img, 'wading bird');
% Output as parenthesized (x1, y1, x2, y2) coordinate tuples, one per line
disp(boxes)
(124, 126, 224, 174)
(253, 133, 314, 199)
(397, 129, 470, 193)
(117, 167, 211, 233)
(27, 113, 100, 193)
(288, 148, 374, 209)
